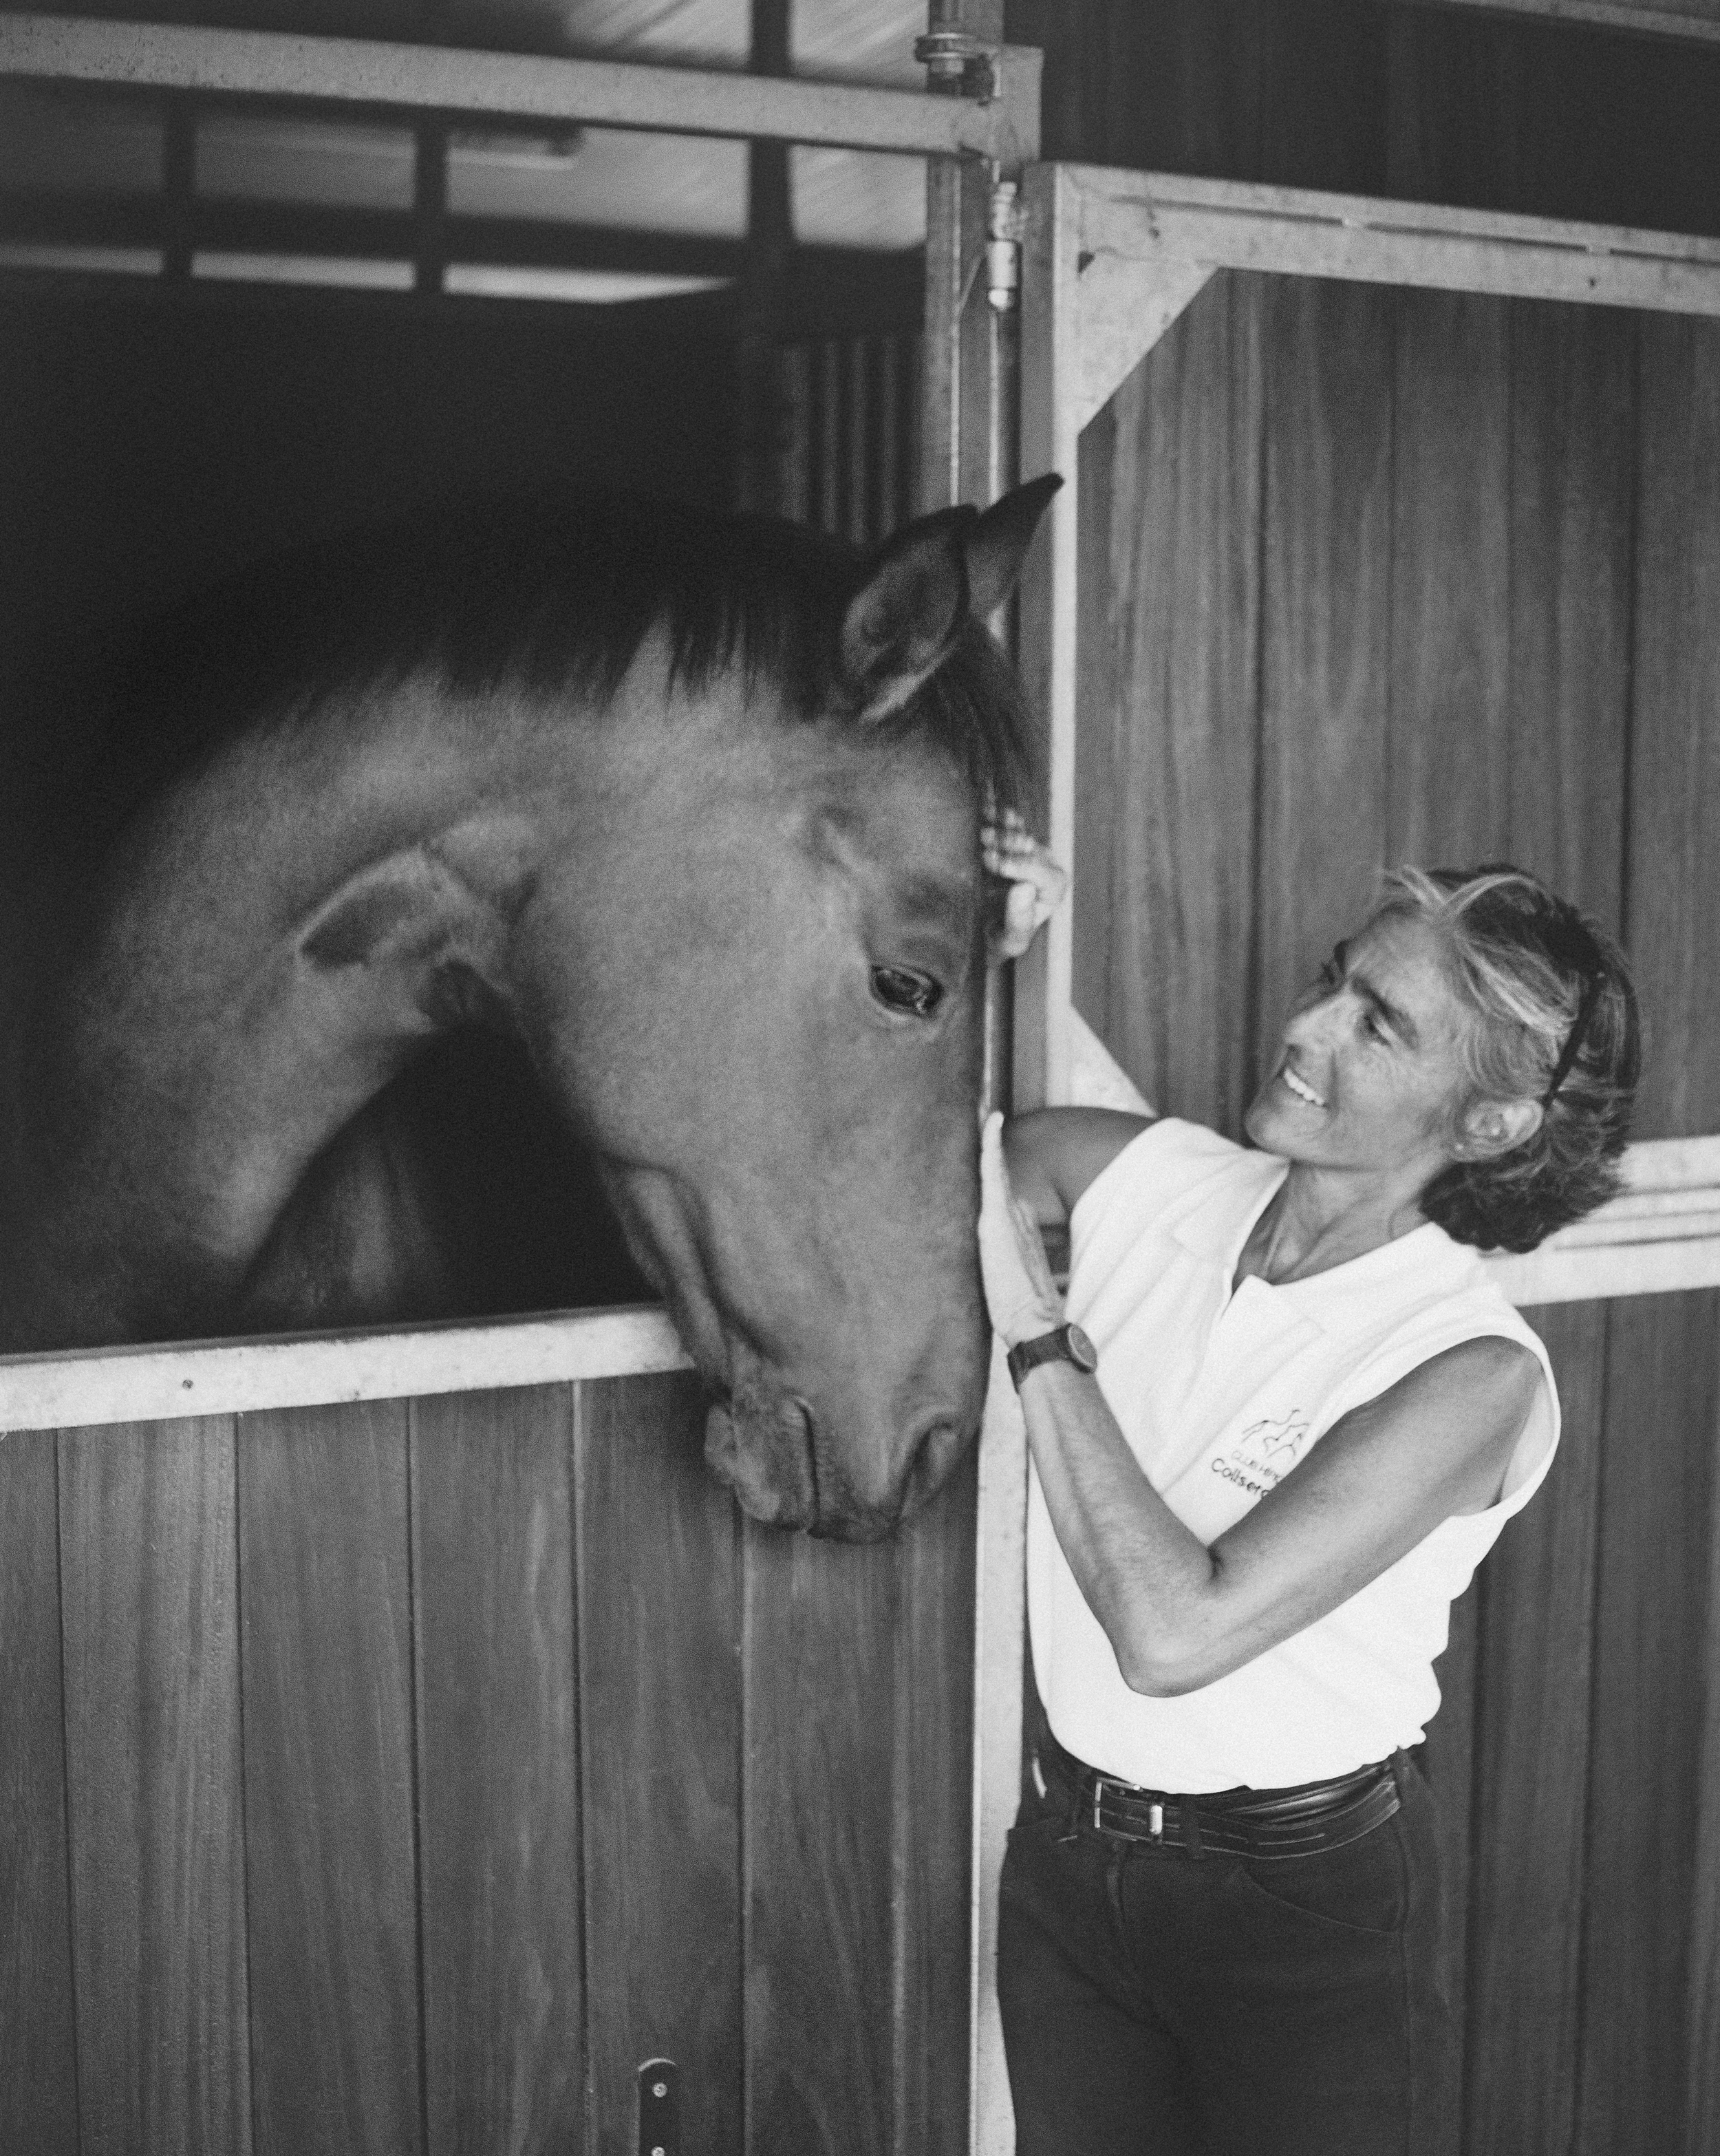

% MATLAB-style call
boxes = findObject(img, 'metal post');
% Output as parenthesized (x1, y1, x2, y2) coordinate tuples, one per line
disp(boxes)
(734, 0, 794, 513)
(916, 20, 1042, 2155)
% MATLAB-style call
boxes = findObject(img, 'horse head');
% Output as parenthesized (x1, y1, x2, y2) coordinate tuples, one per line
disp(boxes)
(516, 480, 1059, 1539)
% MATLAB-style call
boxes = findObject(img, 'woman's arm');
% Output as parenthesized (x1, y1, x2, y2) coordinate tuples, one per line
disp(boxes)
(1004, 1108, 1154, 1231)
(978, 1118, 1544, 1698)
(982, 813, 1154, 1226)
(1020, 1340, 1540, 1696)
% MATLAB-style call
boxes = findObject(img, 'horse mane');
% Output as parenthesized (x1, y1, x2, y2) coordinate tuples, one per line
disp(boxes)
(65, 491, 1031, 864)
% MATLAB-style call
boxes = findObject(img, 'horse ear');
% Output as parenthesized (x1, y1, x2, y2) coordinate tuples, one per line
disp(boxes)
(839, 506, 975, 722)
(965, 472, 1062, 621)
(298, 848, 466, 971)
(839, 475, 1064, 723)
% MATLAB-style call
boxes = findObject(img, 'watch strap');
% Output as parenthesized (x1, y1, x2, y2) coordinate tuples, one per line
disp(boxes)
(1007, 1323, 1096, 1389)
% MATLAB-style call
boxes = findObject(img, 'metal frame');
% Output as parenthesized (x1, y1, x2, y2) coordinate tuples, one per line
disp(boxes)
(967, 157, 1720, 2156)
(0, 12, 1040, 167)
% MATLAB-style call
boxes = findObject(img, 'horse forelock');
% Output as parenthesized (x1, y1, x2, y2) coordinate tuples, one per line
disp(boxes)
(62, 492, 1030, 868)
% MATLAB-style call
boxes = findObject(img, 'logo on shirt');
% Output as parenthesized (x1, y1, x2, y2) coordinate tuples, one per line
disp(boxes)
(1211, 1411, 1311, 1499)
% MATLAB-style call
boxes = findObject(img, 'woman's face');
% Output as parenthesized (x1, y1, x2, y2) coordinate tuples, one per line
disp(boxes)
(1244, 910, 1476, 1179)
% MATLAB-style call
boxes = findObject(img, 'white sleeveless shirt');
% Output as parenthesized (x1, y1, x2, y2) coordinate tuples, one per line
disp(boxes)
(1026, 1118, 1560, 1793)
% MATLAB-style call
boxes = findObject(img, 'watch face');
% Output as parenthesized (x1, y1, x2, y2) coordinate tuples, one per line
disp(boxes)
(1064, 1323, 1098, 1372)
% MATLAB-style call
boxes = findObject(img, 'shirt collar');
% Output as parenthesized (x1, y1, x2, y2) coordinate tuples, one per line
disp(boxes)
(1170, 1149, 1480, 1306)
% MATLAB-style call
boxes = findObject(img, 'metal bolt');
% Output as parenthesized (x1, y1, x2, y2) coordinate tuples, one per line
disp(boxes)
(652, 2146, 666, 2155)
(652, 2083, 667, 2099)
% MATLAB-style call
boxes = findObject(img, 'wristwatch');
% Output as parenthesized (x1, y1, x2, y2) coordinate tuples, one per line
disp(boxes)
(1007, 1321, 1099, 1390)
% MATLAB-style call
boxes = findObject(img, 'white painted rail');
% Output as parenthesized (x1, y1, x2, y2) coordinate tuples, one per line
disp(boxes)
(0, 1303, 691, 1435)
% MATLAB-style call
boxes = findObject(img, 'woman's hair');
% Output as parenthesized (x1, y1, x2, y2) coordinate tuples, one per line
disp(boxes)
(1370, 864, 1641, 1253)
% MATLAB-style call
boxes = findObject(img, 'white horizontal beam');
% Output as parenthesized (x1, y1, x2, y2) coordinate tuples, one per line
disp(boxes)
(1481, 1134, 1720, 1303)
(1486, 1236, 1720, 1307)
(1068, 164, 1720, 318)
(0, 15, 1040, 164)
(0, 1303, 691, 1435)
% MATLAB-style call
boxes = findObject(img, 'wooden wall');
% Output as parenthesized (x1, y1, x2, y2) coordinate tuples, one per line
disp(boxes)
(0, 1372, 978, 2156)
(1007, 0, 1720, 239)
(1068, 267, 1720, 2155)
(749, 330, 923, 547)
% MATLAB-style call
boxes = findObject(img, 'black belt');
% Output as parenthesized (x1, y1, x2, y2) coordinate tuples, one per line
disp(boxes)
(1035, 1734, 1401, 1861)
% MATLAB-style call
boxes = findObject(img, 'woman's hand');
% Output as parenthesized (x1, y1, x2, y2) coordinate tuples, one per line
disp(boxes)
(978, 1112, 1064, 1347)
(982, 808, 1068, 961)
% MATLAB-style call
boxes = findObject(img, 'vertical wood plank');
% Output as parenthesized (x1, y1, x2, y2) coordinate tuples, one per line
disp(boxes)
(58, 1415, 250, 2156)
(239, 1398, 423, 2156)
(1579, 1294, 1717, 2156)
(1617, 316, 1720, 1142)
(1503, 301, 1637, 912)
(1576, 310, 1720, 2156)
(1386, 290, 1513, 868)
(1460, 297, 1637, 2156)
(411, 1385, 583, 2156)
(1415, 1583, 1477, 2155)
(1686, 1447, 1720, 2156)
(576, 1371, 742, 2156)
(0, 1427, 79, 2155)
(1384, 287, 1514, 2131)
(1078, 270, 1266, 1132)
(1254, 275, 1395, 1056)
(744, 1524, 897, 2153)
(1463, 1309, 1606, 2156)
(890, 1448, 978, 2156)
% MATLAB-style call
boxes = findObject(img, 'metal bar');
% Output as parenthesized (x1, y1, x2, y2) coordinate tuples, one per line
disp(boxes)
(0, 14, 1035, 162)
(0, 1304, 690, 1436)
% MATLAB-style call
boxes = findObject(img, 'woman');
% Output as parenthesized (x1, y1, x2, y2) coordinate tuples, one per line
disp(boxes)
(978, 826, 1639, 2156)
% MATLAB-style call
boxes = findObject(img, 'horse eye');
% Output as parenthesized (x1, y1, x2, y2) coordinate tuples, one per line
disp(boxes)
(871, 964, 945, 1019)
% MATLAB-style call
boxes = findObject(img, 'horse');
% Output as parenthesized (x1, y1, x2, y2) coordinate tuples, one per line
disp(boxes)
(0, 478, 1058, 1540)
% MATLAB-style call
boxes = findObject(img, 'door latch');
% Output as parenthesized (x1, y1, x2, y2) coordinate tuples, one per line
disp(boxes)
(637, 2058, 680, 2156)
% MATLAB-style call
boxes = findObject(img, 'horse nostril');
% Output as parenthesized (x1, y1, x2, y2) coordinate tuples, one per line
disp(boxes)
(900, 1416, 971, 1518)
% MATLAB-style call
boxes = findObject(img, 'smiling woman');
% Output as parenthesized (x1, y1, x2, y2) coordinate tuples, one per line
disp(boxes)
(978, 852, 1640, 2156)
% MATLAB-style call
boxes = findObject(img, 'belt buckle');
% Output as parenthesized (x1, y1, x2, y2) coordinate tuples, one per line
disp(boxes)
(1093, 1775, 1165, 1843)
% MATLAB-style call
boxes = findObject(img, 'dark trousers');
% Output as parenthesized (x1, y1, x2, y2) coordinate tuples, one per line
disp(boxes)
(997, 1749, 1455, 2156)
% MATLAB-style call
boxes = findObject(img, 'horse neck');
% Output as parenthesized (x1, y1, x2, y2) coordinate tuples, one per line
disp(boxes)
(14, 676, 593, 1343)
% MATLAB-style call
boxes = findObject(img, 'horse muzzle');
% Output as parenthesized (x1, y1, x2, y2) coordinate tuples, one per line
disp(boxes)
(703, 1390, 975, 1541)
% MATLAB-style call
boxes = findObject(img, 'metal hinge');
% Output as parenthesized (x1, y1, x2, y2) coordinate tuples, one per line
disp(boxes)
(987, 178, 1026, 312)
